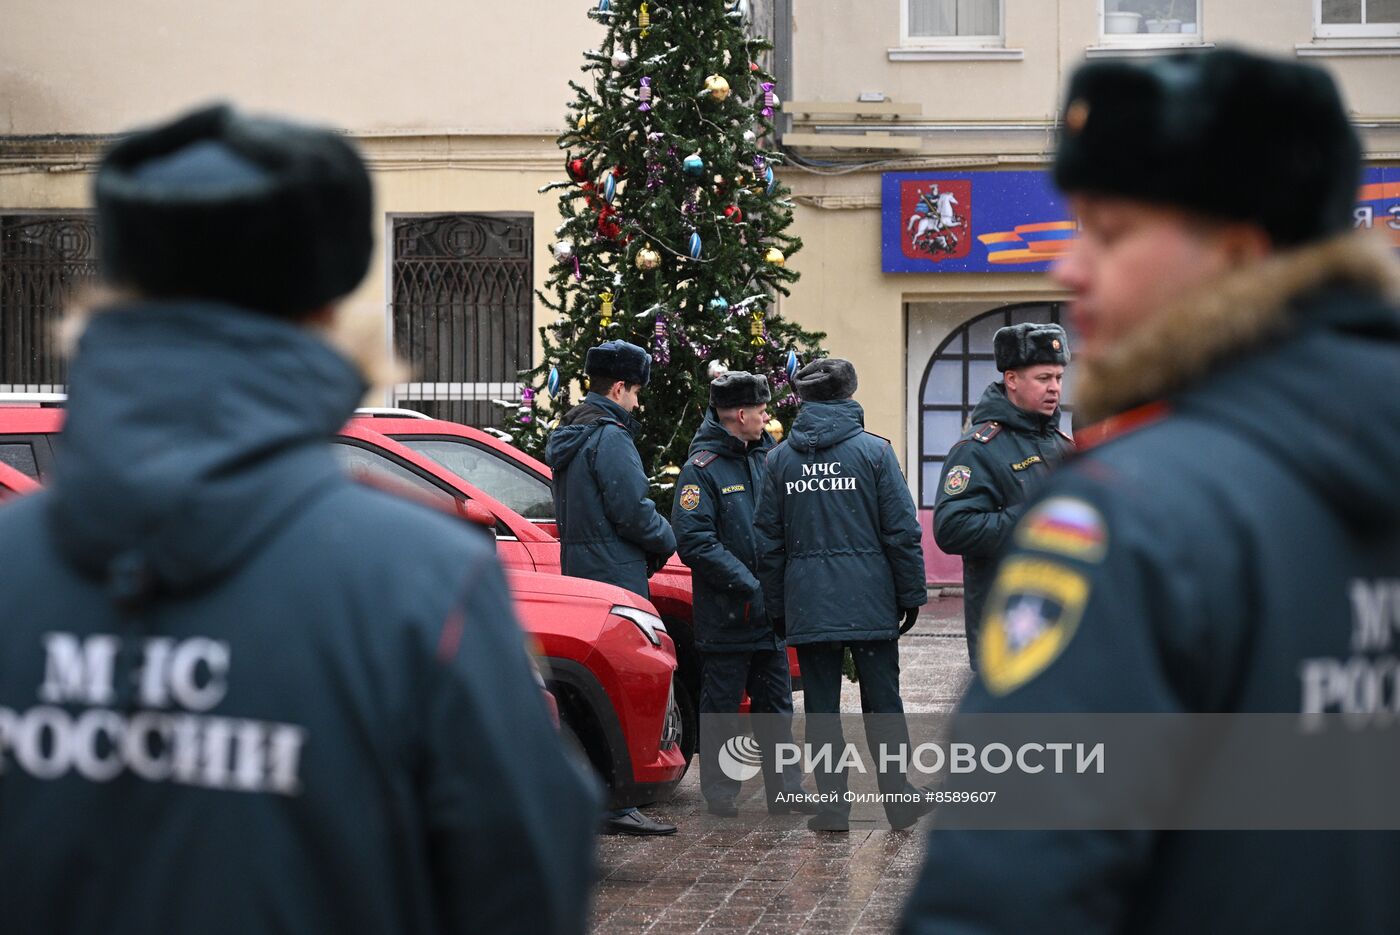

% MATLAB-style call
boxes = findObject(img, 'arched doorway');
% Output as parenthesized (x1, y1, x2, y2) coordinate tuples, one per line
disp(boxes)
(916, 302, 1076, 583)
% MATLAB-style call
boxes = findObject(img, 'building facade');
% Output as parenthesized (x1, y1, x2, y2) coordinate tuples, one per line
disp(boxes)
(2, 0, 1397, 580)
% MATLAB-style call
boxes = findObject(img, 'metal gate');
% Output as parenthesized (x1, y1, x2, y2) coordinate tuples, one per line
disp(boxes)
(390, 214, 533, 428)
(0, 215, 99, 393)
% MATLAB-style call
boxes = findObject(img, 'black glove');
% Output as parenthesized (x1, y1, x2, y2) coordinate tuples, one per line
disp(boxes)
(769, 615, 786, 641)
(898, 607, 920, 635)
(646, 552, 670, 577)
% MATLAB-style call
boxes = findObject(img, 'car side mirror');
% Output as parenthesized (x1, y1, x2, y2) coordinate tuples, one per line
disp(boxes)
(458, 499, 497, 530)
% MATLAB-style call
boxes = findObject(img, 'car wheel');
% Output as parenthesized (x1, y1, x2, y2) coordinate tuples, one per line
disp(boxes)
(663, 616, 701, 771)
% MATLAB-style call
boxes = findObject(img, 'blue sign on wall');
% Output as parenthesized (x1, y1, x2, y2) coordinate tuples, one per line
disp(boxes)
(883, 167, 1400, 274)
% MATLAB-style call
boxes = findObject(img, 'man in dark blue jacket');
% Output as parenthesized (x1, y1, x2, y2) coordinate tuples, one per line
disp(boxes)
(672, 372, 813, 817)
(755, 359, 931, 832)
(546, 340, 678, 836)
(0, 104, 599, 935)
(902, 48, 1400, 934)
(935, 323, 1074, 665)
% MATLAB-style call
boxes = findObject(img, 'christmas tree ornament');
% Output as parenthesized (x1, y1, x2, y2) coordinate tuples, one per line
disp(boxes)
(602, 170, 617, 203)
(687, 232, 703, 258)
(765, 417, 784, 442)
(599, 291, 615, 327)
(786, 349, 800, 380)
(709, 295, 730, 312)
(635, 245, 662, 270)
(518, 407, 533, 425)
(548, 365, 561, 397)
(638, 1, 650, 36)
(682, 153, 705, 176)
(597, 0, 610, 11)
(552, 239, 575, 261)
(723, 205, 743, 223)
(567, 157, 589, 182)
(660, 464, 681, 479)
(707, 360, 729, 380)
(652, 314, 670, 365)
(577, 111, 593, 134)
(742, 129, 756, 143)
(611, 49, 632, 70)
(765, 246, 786, 266)
(764, 165, 776, 195)
(704, 74, 731, 101)
(638, 77, 653, 112)
(761, 82, 777, 119)
(729, 0, 750, 21)
(596, 204, 623, 240)
(749, 313, 766, 347)
(750, 61, 761, 73)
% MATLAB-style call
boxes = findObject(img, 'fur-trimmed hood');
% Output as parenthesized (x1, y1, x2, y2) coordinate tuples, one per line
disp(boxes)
(1076, 232, 1400, 424)
(1077, 231, 1400, 532)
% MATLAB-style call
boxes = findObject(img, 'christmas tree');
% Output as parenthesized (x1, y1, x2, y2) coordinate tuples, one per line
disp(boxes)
(512, 0, 826, 509)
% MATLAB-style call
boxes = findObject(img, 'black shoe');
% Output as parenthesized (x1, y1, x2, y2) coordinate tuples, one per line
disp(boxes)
(707, 801, 739, 818)
(807, 813, 850, 833)
(601, 810, 677, 836)
(889, 789, 936, 831)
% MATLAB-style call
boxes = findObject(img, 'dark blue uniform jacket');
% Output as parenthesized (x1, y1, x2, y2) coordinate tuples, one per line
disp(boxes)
(671, 409, 777, 653)
(902, 240, 1400, 935)
(0, 303, 599, 935)
(755, 398, 927, 644)
(545, 392, 676, 599)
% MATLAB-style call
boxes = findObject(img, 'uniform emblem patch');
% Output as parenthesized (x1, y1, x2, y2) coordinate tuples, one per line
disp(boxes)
(721, 484, 746, 494)
(979, 557, 1090, 695)
(1010, 455, 1043, 472)
(679, 484, 702, 511)
(1015, 496, 1108, 563)
(943, 465, 972, 496)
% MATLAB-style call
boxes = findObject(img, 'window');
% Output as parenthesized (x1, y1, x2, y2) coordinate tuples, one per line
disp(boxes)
(1100, 0, 1202, 40)
(917, 303, 1076, 509)
(1316, 0, 1400, 37)
(390, 214, 533, 430)
(905, 0, 1001, 42)
(330, 441, 461, 513)
(0, 443, 39, 480)
(1, 215, 98, 394)
(396, 437, 555, 520)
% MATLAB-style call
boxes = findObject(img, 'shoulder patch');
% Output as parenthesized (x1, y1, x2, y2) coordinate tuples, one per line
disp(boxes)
(971, 422, 1003, 444)
(1014, 496, 1108, 563)
(720, 483, 746, 495)
(679, 484, 702, 511)
(979, 556, 1090, 695)
(943, 465, 973, 496)
(690, 451, 719, 468)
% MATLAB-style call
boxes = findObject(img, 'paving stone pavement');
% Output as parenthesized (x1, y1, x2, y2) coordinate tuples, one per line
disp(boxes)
(590, 595, 973, 935)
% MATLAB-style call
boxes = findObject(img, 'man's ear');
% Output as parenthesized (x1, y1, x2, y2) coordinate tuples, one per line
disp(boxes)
(1219, 223, 1273, 267)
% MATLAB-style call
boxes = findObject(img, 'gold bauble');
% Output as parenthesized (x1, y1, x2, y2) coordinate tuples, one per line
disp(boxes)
(635, 245, 662, 270)
(765, 247, 786, 267)
(704, 74, 732, 101)
(660, 464, 681, 479)
(764, 418, 784, 442)
(576, 112, 593, 134)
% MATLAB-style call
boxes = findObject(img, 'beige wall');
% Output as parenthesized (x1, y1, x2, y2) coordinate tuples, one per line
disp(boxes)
(0, 0, 598, 135)
(3, 0, 1398, 475)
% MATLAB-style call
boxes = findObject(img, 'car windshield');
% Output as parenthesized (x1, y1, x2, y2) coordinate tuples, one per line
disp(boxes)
(398, 438, 555, 520)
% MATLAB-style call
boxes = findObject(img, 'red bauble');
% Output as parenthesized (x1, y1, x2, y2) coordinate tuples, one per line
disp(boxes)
(567, 158, 589, 182)
(724, 205, 744, 223)
(597, 206, 623, 241)
(750, 62, 760, 73)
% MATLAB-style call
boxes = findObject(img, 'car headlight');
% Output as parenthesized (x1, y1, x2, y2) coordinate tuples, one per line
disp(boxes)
(610, 605, 667, 646)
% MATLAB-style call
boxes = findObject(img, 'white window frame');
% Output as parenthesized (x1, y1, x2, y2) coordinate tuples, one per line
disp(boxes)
(900, 0, 1005, 49)
(1314, 0, 1400, 38)
(1095, 0, 1205, 48)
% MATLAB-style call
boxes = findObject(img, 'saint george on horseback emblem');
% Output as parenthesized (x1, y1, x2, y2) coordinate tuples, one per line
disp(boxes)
(902, 180, 972, 261)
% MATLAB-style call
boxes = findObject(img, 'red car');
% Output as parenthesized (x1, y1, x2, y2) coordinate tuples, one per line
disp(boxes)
(0, 400, 685, 809)
(351, 411, 804, 728)
(0, 462, 39, 499)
